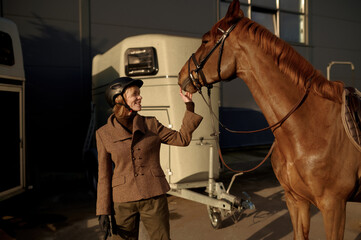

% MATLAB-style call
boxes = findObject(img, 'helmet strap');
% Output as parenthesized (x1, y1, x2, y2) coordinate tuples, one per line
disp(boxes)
(115, 102, 133, 111)
(115, 94, 133, 112)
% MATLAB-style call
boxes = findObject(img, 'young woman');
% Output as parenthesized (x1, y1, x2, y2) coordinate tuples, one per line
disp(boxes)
(96, 77, 203, 240)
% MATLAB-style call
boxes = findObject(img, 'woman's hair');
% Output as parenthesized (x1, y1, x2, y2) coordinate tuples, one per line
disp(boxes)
(113, 94, 128, 118)
(113, 85, 139, 118)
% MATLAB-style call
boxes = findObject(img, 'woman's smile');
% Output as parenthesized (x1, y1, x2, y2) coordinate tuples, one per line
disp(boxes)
(124, 86, 142, 112)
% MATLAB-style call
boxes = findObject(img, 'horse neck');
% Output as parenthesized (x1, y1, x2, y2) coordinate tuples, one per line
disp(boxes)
(237, 40, 305, 128)
(235, 37, 342, 153)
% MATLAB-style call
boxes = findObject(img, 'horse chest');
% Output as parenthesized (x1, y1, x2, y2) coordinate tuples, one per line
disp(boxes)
(272, 153, 315, 199)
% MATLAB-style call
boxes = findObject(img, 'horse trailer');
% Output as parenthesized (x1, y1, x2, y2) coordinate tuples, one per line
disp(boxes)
(84, 34, 254, 228)
(0, 17, 26, 201)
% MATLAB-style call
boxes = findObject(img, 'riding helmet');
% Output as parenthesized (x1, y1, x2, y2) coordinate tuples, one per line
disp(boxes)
(105, 77, 143, 107)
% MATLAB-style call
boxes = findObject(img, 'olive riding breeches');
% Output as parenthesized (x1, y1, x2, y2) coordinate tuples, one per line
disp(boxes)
(112, 194, 170, 240)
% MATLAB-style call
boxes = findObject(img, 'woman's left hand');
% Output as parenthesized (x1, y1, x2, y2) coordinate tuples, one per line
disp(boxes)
(179, 87, 193, 103)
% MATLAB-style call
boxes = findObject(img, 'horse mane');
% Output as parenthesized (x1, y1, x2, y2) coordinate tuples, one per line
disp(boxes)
(213, 17, 344, 103)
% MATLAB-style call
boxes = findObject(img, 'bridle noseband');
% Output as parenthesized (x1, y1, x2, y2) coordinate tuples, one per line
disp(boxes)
(182, 23, 237, 93)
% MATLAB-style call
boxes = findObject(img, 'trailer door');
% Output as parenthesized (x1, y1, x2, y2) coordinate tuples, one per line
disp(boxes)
(0, 84, 25, 200)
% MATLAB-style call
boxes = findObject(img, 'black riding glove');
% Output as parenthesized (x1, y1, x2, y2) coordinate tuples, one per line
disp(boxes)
(98, 215, 111, 240)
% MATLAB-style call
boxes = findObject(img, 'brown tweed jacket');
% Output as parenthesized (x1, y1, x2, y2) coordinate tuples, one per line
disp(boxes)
(96, 110, 203, 215)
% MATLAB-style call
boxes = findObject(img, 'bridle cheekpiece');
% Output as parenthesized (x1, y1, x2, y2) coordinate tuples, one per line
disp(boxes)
(183, 23, 237, 94)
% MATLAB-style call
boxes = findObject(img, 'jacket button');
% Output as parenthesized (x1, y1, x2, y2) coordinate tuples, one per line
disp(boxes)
(132, 157, 136, 161)
(134, 173, 138, 177)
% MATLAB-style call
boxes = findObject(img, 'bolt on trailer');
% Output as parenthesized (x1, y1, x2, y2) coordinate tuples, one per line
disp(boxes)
(0, 18, 26, 201)
(87, 34, 254, 228)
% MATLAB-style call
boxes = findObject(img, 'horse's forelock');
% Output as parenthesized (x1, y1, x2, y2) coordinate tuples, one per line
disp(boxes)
(210, 21, 223, 40)
(211, 15, 242, 40)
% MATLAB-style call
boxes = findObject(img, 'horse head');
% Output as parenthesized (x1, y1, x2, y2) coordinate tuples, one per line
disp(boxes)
(178, 0, 244, 93)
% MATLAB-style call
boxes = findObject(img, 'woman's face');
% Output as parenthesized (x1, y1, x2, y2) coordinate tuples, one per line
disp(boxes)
(124, 85, 142, 111)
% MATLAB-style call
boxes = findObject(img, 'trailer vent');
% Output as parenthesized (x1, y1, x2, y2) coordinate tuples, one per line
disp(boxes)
(125, 47, 158, 76)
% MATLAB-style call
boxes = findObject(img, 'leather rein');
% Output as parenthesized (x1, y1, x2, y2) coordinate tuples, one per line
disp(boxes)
(183, 22, 314, 173)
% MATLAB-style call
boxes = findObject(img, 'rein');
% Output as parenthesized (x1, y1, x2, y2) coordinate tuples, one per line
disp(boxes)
(202, 77, 313, 134)
(202, 77, 313, 173)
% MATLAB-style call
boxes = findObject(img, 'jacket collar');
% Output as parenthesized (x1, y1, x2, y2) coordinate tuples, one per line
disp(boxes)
(133, 113, 146, 134)
(106, 113, 145, 141)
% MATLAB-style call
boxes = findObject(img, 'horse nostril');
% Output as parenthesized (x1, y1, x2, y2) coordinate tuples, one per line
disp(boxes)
(181, 77, 192, 91)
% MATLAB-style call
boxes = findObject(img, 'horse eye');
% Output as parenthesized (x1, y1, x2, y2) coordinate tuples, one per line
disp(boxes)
(202, 40, 209, 44)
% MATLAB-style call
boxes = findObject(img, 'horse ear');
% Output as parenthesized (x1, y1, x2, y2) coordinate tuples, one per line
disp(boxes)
(225, 0, 244, 20)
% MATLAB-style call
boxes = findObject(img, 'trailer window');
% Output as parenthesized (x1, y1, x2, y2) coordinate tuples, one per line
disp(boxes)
(0, 31, 15, 66)
(125, 47, 158, 76)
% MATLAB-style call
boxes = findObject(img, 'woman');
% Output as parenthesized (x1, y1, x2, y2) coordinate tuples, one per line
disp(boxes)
(96, 77, 203, 240)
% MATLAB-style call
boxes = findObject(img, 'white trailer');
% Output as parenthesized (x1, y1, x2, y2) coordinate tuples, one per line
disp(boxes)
(86, 34, 254, 228)
(0, 18, 26, 201)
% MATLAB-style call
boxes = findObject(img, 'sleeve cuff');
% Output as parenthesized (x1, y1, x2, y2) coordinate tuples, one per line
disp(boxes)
(185, 102, 195, 112)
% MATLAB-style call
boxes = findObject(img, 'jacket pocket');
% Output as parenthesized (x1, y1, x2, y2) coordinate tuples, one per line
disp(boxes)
(150, 168, 165, 177)
(112, 176, 126, 187)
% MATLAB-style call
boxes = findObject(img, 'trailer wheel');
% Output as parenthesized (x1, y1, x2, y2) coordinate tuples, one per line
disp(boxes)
(207, 207, 222, 229)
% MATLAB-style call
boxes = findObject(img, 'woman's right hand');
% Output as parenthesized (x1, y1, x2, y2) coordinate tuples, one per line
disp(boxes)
(179, 87, 193, 103)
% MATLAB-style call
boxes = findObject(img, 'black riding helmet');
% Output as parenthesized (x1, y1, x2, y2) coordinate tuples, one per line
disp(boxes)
(105, 77, 143, 107)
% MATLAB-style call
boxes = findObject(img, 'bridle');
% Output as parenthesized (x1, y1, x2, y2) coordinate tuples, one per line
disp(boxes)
(182, 23, 237, 93)
(182, 20, 314, 135)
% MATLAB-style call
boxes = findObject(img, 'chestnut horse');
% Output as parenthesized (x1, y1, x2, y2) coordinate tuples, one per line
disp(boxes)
(178, 0, 361, 239)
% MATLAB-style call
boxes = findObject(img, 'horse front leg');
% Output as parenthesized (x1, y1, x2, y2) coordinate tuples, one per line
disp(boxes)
(318, 198, 346, 240)
(284, 191, 311, 240)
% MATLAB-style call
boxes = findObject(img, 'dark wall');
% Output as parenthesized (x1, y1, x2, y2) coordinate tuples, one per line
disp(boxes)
(2, 0, 87, 189)
(90, 0, 217, 56)
(2, 0, 217, 190)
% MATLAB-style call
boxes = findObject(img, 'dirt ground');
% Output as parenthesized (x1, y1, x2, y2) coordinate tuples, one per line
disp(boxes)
(1, 147, 361, 240)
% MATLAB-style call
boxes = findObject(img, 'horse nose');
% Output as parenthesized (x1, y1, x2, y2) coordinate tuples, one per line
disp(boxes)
(180, 76, 192, 91)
